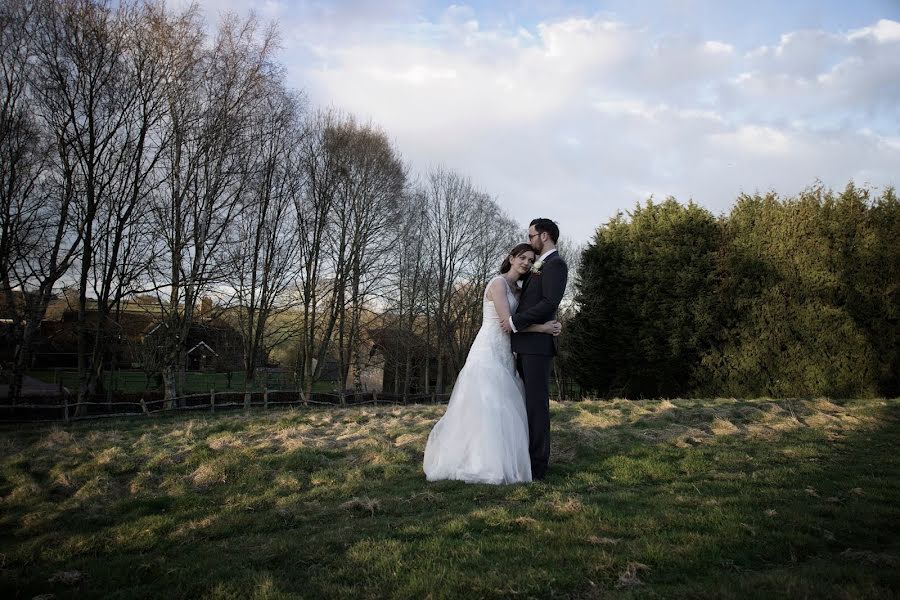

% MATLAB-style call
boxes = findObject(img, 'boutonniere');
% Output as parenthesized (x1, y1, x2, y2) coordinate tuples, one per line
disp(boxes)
(530, 260, 544, 274)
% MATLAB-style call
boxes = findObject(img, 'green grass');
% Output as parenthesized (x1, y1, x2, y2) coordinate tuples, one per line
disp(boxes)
(1, 397, 898, 599)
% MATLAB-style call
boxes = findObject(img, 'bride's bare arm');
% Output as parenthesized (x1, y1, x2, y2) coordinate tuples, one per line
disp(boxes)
(489, 277, 514, 323)
(490, 278, 561, 336)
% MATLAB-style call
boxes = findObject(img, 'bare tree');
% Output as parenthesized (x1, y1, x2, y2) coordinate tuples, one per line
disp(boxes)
(380, 188, 431, 397)
(323, 118, 406, 395)
(148, 10, 279, 405)
(226, 83, 305, 394)
(420, 167, 492, 393)
(446, 193, 518, 374)
(1, 0, 528, 412)
(0, 0, 85, 403)
(86, 1, 180, 406)
(40, 0, 130, 410)
(292, 109, 345, 401)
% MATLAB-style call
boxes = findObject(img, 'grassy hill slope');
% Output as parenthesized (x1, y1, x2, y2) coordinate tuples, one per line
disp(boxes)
(1, 397, 898, 598)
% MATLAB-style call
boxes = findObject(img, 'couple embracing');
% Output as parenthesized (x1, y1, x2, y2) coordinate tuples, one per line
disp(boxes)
(424, 218, 568, 484)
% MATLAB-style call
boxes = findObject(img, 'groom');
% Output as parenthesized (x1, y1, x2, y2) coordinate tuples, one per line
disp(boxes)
(502, 218, 568, 480)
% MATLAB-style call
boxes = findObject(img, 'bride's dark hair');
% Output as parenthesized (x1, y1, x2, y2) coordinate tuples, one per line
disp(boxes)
(500, 243, 535, 276)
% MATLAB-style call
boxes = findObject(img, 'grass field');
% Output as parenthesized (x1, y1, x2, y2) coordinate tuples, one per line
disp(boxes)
(1, 397, 898, 599)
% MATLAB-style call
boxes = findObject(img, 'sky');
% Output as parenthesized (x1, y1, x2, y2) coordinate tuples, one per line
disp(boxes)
(184, 0, 900, 243)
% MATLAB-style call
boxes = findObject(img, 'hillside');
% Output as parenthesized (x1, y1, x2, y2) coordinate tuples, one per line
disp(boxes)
(1, 397, 898, 598)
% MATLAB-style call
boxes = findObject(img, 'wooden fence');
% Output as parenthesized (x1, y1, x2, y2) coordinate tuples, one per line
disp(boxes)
(0, 389, 453, 423)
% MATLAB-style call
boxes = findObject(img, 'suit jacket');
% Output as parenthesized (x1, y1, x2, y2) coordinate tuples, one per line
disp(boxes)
(511, 251, 568, 356)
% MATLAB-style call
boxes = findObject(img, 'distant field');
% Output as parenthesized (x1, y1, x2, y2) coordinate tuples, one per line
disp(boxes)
(1, 397, 898, 598)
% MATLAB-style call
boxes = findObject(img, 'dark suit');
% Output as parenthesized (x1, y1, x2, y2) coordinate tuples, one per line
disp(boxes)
(511, 250, 568, 480)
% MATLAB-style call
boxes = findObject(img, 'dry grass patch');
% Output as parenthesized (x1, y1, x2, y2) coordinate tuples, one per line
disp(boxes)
(206, 432, 245, 450)
(656, 399, 678, 412)
(163, 419, 199, 442)
(745, 423, 780, 439)
(274, 472, 302, 492)
(5, 476, 42, 503)
(48, 570, 83, 585)
(667, 426, 710, 448)
(93, 446, 126, 466)
(72, 475, 114, 502)
(617, 561, 651, 587)
(20, 509, 58, 530)
(85, 430, 124, 445)
(710, 417, 740, 436)
(274, 425, 316, 452)
(341, 496, 380, 516)
(403, 490, 442, 504)
(551, 495, 583, 515)
(587, 535, 621, 545)
(735, 405, 767, 421)
(572, 408, 621, 430)
(803, 412, 843, 429)
(550, 438, 577, 465)
(764, 415, 805, 433)
(38, 429, 76, 451)
(128, 472, 159, 495)
(171, 515, 220, 540)
(810, 398, 844, 412)
(49, 473, 76, 496)
(190, 462, 227, 488)
(393, 432, 425, 447)
(471, 506, 513, 527)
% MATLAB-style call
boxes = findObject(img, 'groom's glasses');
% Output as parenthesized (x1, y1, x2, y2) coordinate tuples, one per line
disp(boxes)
(528, 233, 540, 239)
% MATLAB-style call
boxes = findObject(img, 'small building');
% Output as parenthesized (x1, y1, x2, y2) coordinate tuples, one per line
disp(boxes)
(366, 326, 438, 395)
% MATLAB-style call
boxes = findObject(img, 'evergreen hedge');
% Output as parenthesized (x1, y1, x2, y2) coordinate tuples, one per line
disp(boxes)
(563, 184, 899, 398)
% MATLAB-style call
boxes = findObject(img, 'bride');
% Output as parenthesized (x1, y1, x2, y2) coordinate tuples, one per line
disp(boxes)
(423, 243, 562, 484)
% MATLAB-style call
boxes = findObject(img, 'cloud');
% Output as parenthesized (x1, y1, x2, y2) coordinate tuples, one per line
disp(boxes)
(848, 18, 900, 43)
(733, 19, 900, 121)
(169, 2, 900, 242)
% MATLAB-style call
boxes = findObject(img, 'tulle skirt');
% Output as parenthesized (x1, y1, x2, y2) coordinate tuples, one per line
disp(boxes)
(423, 352, 532, 485)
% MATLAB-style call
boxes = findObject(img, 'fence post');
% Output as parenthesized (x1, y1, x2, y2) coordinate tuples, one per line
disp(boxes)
(63, 393, 69, 423)
(210, 389, 215, 413)
(264, 387, 269, 410)
(244, 389, 250, 410)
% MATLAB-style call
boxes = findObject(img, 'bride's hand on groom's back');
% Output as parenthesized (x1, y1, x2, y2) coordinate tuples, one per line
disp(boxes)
(515, 319, 561, 335)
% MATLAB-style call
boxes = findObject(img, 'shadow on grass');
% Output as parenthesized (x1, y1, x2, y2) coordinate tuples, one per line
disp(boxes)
(542, 398, 900, 597)
(1, 399, 898, 599)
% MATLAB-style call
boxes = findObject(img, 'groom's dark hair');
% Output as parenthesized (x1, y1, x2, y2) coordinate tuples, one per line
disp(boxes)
(530, 218, 559, 243)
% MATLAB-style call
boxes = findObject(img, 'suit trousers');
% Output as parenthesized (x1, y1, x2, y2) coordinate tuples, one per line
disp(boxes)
(516, 353, 553, 480)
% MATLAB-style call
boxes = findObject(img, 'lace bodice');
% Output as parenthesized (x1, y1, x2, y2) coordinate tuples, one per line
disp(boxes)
(466, 276, 519, 373)
(482, 275, 519, 322)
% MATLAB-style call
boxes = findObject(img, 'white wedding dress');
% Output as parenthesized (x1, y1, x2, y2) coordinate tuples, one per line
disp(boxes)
(423, 276, 532, 484)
